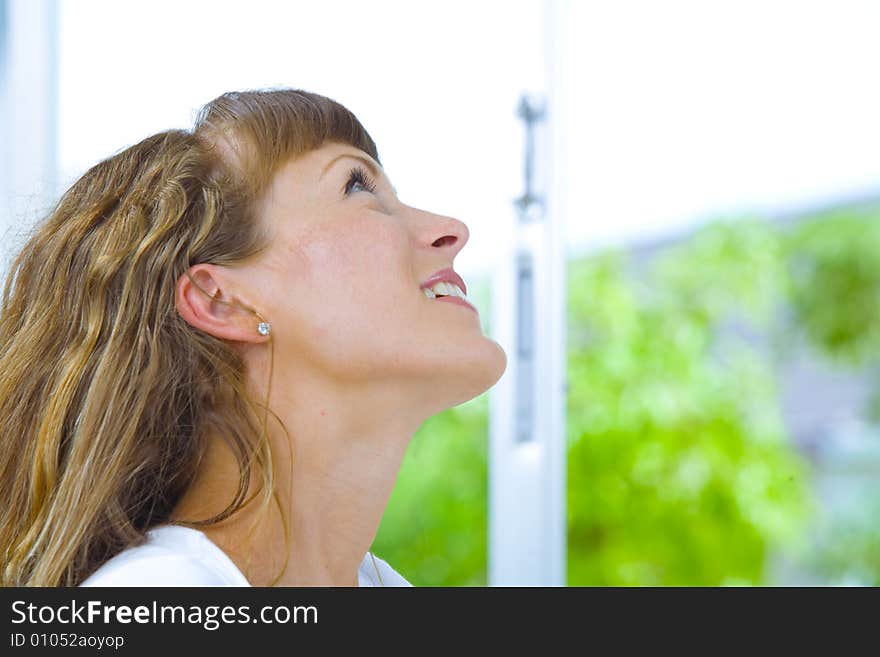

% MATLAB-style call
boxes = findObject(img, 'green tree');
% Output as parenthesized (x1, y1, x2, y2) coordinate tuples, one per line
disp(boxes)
(567, 221, 808, 585)
(784, 207, 880, 365)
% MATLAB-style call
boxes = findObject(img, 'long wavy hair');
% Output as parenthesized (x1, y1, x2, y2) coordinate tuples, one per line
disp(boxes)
(0, 89, 380, 586)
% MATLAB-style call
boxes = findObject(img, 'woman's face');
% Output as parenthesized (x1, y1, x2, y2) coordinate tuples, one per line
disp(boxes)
(241, 141, 506, 411)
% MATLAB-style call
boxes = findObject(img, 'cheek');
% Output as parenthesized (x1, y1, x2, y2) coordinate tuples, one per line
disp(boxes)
(278, 219, 414, 368)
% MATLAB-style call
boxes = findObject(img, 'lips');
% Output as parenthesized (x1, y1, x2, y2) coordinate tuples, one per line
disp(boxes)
(419, 267, 467, 296)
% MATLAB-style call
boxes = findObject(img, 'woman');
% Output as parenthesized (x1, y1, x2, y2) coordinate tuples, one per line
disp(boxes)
(0, 89, 507, 586)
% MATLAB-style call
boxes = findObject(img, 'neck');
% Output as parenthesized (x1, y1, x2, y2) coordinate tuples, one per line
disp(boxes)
(171, 370, 427, 586)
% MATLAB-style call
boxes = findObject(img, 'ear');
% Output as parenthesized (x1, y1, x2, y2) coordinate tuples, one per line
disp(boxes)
(175, 264, 268, 344)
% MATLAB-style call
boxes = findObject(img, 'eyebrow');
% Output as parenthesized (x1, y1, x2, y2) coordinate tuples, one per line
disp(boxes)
(320, 153, 397, 195)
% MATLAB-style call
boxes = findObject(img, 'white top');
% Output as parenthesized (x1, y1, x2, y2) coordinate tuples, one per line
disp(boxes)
(79, 525, 411, 587)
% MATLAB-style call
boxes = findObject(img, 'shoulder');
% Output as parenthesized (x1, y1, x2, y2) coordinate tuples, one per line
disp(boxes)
(79, 525, 249, 587)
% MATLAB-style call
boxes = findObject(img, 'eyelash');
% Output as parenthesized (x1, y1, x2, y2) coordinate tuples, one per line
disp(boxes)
(343, 166, 377, 195)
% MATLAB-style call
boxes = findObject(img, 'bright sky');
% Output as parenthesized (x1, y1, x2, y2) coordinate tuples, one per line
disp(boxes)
(562, 0, 880, 254)
(57, 0, 880, 275)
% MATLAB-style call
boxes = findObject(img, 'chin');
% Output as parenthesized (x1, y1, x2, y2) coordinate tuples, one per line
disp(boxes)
(439, 338, 508, 410)
(482, 338, 508, 388)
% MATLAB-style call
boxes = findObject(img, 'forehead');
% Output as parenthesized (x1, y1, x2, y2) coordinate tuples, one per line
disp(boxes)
(262, 142, 371, 195)
(270, 141, 396, 203)
(296, 141, 382, 180)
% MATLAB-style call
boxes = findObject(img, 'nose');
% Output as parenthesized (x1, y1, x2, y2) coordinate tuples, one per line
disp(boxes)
(421, 210, 470, 257)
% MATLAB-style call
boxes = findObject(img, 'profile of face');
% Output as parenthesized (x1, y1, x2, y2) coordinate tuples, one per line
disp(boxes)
(212, 141, 507, 417)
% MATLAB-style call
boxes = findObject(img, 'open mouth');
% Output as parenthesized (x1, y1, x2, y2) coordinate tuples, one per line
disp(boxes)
(422, 282, 477, 313)
(422, 281, 467, 300)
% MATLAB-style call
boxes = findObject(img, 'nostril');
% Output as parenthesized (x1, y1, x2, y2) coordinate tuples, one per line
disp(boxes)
(432, 235, 457, 248)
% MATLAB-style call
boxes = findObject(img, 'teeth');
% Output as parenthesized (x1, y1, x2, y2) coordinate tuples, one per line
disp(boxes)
(449, 284, 466, 299)
(422, 281, 467, 300)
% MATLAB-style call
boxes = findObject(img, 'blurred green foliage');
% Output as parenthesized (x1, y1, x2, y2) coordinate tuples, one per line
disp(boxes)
(374, 206, 880, 586)
(784, 208, 880, 365)
(566, 222, 808, 585)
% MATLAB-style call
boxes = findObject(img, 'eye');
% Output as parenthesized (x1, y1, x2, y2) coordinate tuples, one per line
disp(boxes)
(343, 166, 378, 196)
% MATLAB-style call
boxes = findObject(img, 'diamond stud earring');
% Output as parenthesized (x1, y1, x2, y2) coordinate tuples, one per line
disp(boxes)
(257, 322, 271, 336)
